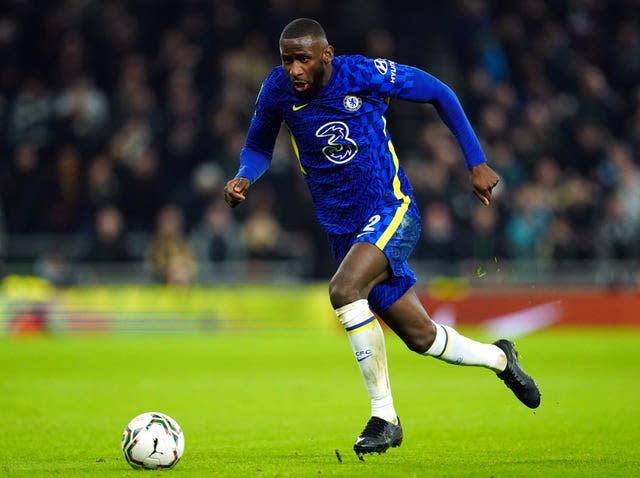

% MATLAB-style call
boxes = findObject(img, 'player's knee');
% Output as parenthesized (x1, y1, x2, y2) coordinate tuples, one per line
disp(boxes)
(328, 276, 360, 309)
(406, 321, 437, 354)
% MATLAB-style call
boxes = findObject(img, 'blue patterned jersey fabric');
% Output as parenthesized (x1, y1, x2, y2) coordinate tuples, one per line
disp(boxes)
(242, 54, 482, 235)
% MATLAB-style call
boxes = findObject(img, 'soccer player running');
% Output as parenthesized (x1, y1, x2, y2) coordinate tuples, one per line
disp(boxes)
(224, 18, 541, 458)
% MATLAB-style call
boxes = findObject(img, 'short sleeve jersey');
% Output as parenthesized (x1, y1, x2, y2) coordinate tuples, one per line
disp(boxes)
(246, 55, 426, 235)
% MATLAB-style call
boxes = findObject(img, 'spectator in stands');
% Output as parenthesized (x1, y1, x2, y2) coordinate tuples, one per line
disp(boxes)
(145, 204, 197, 285)
(190, 199, 245, 264)
(1, 144, 48, 233)
(469, 202, 504, 261)
(54, 75, 110, 152)
(34, 249, 77, 287)
(415, 202, 462, 268)
(119, 147, 165, 232)
(84, 152, 121, 220)
(504, 183, 553, 261)
(84, 205, 131, 263)
(6, 78, 53, 149)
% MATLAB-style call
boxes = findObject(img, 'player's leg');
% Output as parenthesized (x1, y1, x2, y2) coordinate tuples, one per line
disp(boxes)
(329, 242, 397, 422)
(380, 288, 507, 368)
(328, 242, 403, 456)
(379, 288, 541, 408)
(329, 241, 390, 309)
(329, 199, 430, 456)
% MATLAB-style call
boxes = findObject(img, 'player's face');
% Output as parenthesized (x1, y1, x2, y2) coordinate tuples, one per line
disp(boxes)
(280, 36, 333, 100)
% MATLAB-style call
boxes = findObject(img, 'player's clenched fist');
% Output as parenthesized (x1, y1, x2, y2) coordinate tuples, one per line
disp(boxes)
(470, 163, 500, 206)
(223, 177, 251, 208)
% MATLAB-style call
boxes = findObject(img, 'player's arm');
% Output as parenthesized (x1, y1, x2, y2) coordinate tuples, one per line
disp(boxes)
(397, 66, 500, 205)
(395, 66, 499, 204)
(363, 58, 499, 204)
(392, 67, 483, 161)
(224, 77, 282, 208)
(224, 146, 271, 208)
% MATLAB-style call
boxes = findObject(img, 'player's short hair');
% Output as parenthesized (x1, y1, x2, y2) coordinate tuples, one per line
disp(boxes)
(280, 18, 327, 42)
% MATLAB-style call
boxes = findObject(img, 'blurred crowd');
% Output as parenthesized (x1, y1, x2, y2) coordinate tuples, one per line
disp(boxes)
(1, 0, 639, 284)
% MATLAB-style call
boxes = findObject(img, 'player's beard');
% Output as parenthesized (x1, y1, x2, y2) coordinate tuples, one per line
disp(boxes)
(294, 63, 326, 100)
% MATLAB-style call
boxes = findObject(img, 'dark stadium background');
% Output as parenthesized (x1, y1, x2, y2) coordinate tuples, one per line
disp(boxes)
(0, 0, 639, 294)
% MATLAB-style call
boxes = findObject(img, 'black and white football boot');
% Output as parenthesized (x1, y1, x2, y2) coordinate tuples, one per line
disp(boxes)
(353, 416, 403, 459)
(494, 339, 541, 409)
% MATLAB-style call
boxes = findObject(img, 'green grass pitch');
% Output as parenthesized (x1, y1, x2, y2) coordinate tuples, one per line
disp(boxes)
(1, 327, 639, 477)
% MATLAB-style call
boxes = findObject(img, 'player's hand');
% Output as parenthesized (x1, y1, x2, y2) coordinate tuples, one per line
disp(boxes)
(470, 163, 500, 206)
(223, 177, 251, 208)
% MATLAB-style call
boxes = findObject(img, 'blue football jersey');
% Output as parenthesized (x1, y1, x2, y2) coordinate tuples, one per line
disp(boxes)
(243, 54, 481, 235)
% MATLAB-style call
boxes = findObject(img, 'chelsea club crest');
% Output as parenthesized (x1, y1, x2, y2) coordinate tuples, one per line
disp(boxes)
(343, 95, 362, 112)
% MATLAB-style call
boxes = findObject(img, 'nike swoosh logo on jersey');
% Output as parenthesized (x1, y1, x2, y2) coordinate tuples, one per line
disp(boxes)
(292, 104, 308, 111)
(356, 231, 374, 238)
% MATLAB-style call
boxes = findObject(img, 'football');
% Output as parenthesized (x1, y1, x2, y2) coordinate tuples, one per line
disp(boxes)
(121, 412, 185, 470)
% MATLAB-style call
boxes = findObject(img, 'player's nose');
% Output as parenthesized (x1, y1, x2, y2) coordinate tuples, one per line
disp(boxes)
(290, 61, 304, 77)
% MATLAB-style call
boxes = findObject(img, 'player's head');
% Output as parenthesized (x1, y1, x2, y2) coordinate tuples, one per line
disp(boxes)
(279, 18, 334, 100)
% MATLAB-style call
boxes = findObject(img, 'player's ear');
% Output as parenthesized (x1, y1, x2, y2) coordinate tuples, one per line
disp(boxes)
(322, 45, 334, 64)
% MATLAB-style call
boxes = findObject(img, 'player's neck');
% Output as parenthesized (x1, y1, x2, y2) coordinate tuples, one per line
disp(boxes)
(319, 63, 334, 94)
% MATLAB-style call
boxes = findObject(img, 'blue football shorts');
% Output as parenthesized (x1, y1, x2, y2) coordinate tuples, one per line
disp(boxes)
(327, 198, 422, 314)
